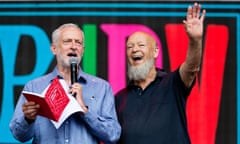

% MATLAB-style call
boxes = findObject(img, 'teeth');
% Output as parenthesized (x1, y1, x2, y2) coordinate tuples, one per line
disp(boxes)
(133, 55, 141, 58)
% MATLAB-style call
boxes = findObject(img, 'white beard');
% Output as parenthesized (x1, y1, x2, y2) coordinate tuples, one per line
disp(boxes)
(127, 58, 154, 81)
(57, 53, 82, 68)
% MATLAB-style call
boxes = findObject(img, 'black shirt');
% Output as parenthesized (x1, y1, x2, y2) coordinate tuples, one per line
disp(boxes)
(115, 69, 193, 144)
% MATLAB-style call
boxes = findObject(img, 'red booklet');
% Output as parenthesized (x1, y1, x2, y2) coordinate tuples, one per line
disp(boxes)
(22, 77, 70, 122)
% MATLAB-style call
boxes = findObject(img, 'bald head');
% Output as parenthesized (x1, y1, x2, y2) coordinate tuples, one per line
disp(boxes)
(127, 31, 157, 49)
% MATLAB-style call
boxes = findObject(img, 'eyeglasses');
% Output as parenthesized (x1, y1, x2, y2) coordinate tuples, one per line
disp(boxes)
(62, 39, 83, 47)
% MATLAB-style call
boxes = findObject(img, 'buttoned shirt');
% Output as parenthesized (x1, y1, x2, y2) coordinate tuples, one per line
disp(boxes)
(10, 67, 121, 144)
(115, 69, 193, 144)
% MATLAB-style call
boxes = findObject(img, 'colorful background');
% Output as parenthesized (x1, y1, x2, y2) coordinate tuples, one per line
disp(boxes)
(0, 1, 238, 144)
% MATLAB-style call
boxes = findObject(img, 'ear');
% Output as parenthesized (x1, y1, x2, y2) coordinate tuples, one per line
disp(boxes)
(153, 47, 159, 58)
(51, 44, 57, 55)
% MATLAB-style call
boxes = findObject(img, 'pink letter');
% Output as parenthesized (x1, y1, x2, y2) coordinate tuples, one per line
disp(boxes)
(101, 24, 163, 93)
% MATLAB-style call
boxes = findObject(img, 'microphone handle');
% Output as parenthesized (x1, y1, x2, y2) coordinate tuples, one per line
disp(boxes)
(71, 63, 78, 85)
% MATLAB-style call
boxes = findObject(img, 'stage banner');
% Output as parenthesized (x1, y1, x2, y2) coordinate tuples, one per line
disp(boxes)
(0, 1, 239, 144)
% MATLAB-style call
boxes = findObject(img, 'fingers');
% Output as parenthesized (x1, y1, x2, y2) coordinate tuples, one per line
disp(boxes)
(196, 3, 201, 18)
(192, 3, 197, 18)
(200, 9, 206, 22)
(186, 5, 193, 21)
(69, 83, 82, 96)
(69, 83, 88, 113)
(22, 101, 40, 120)
(186, 2, 205, 21)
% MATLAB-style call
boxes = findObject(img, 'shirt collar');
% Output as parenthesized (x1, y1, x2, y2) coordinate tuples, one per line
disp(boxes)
(128, 68, 167, 87)
(156, 68, 168, 77)
(49, 66, 87, 84)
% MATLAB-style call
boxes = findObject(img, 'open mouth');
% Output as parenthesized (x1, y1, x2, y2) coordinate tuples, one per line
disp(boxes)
(132, 56, 143, 62)
(67, 53, 77, 57)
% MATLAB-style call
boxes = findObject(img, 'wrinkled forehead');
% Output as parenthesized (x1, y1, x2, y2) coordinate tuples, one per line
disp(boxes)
(60, 27, 83, 40)
(127, 32, 155, 44)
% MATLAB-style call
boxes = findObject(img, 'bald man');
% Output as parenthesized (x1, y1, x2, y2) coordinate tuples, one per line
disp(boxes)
(115, 2, 206, 144)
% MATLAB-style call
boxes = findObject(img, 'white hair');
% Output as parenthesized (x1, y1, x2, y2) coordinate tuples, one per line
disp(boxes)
(51, 23, 85, 47)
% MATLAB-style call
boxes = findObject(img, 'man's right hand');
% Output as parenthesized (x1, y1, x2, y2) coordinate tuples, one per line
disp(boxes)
(22, 101, 40, 123)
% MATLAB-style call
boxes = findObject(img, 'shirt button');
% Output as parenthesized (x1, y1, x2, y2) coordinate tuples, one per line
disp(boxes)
(65, 139, 69, 143)
(137, 88, 142, 95)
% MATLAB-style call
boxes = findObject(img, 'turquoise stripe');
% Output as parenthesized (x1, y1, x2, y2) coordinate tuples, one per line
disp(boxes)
(237, 14, 240, 144)
(0, 11, 186, 16)
(0, 3, 239, 9)
(0, 12, 238, 17)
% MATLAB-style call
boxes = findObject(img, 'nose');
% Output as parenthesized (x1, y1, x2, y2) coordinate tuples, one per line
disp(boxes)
(132, 45, 139, 52)
(71, 43, 77, 50)
(70, 41, 82, 50)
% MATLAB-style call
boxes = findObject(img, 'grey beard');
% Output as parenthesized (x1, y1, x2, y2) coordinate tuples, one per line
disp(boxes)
(58, 55, 82, 68)
(127, 58, 154, 81)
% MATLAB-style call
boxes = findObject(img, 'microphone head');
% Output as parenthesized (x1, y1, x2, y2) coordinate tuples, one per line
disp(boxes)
(69, 57, 79, 64)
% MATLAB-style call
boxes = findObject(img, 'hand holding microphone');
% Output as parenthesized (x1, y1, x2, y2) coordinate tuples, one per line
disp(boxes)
(69, 83, 88, 113)
(69, 57, 88, 113)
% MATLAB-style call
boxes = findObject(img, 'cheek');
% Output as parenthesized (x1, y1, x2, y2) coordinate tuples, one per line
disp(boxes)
(79, 50, 84, 57)
(126, 52, 132, 61)
(55, 48, 62, 55)
(144, 53, 153, 61)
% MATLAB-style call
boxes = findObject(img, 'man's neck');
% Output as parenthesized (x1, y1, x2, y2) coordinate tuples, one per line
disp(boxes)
(134, 67, 157, 90)
(57, 65, 72, 85)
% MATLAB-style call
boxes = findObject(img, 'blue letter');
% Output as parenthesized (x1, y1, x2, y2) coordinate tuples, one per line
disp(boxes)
(0, 25, 53, 143)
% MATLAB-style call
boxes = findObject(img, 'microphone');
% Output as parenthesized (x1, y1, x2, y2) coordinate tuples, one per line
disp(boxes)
(69, 57, 78, 85)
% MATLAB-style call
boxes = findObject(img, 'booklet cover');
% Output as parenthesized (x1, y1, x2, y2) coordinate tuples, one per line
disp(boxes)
(22, 77, 84, 129)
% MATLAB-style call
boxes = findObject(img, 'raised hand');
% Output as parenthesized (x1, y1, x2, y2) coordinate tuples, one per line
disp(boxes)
(183, 2, 206, 41)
